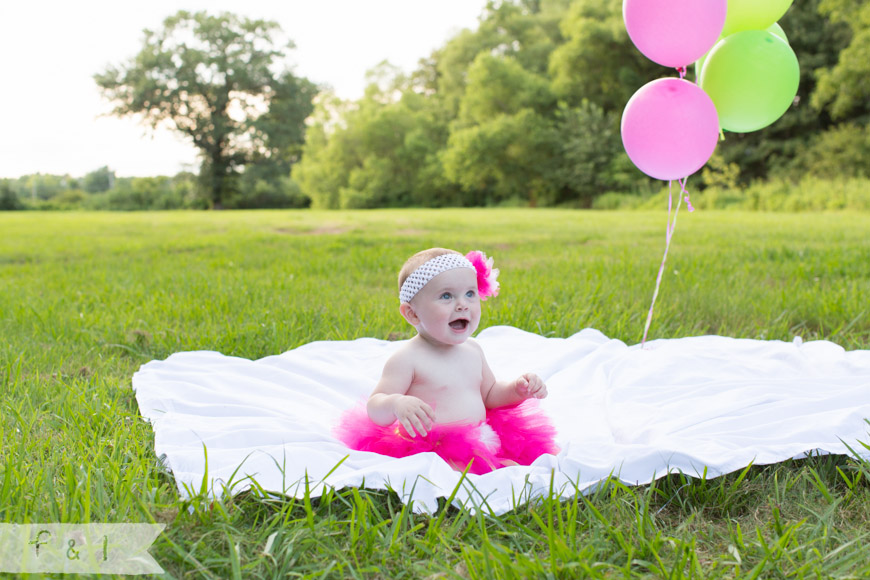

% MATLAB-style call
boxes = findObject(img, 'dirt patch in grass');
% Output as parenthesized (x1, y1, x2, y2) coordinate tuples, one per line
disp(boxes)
(273, 225, 352, 236)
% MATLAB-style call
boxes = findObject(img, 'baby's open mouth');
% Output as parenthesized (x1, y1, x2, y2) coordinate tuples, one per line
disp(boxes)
(449, 319, 469, 330)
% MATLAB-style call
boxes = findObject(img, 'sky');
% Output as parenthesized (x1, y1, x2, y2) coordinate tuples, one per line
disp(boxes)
(0, 1, 487, 179)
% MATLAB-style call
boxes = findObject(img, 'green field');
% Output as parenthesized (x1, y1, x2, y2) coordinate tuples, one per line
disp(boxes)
(3, 209, 870, 578)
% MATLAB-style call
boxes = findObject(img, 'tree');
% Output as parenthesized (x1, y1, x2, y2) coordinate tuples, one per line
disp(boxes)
(553, 101, 647, 205)
(21, 174, 69, 201)
(789, 123, 870, 179)
(232, 70, 319, 209)
(442, 54, 561, 205)
(812, 0, 870, 121)
(83, 166, 115, 193)
(548, 0, 659, 113)
(0, 182, 23, 211)
(413, 0, 566, 118)
(301, 0, 865, 209)
(295, 78, 456, 209)
(442, 108, 560, 206)
(95, 11, 316, 208)
(716, 0, 854, 183)
(455, 54, 556, 127)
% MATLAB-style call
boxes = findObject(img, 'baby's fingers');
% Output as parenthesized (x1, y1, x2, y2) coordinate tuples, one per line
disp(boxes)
(402, 406, 433, 438)
(414, 409, 433, 437)
(516, 377, 529, 394)
(403, 416, 429, 437)
(400, 418, 419, 438)
(420, 402, 437, 423)
(525, 377, 547, 398)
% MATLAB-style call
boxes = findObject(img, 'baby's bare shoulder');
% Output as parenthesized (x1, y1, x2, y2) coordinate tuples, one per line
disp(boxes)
(465, 337, 482, 349)
(463, 338, 485, 356)
(377, 344, 418, 392)
(385, 337, 431, 369)
(384, 343, 416, 368)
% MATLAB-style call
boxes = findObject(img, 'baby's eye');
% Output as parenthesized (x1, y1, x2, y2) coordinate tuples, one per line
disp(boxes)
(440, 292, 453, 300)
(466, 290, 477, 298)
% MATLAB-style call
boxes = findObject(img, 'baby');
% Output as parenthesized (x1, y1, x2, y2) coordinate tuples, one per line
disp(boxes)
(336, 248, 559, 474)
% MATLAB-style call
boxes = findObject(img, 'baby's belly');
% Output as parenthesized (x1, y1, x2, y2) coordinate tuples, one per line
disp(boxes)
(408, 382, 486, 425)
(432, 396, 487, 425)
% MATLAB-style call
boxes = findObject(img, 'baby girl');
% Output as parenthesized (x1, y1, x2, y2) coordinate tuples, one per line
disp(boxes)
(336, 248, 559, 474)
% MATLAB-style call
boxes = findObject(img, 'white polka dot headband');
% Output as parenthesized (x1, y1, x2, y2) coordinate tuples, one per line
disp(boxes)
(399, 251, 500, 304)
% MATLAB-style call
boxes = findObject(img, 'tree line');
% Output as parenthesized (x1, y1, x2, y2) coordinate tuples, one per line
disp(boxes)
(0, 167, 308, 211)
(297, 0, 868, 209)
(2, 0, 868, 211)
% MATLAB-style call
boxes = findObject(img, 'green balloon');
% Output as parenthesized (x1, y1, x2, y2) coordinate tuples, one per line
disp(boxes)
(722, 0, 793, 36)
(695, 22, 788, 83)
(699, 30, 799, 133)
(767, 22, 788, 43)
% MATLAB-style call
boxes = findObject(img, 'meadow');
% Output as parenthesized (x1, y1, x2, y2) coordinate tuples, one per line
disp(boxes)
(2, 208, 870, 579)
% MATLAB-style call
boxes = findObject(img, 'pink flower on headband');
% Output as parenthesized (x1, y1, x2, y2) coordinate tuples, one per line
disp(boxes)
(465, 251, 499, 300)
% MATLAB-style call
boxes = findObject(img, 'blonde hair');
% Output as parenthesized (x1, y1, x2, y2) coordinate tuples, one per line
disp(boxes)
(398, 248, 461, 294)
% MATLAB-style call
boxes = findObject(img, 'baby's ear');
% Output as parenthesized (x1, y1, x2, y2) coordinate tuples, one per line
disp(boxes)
(399, 302, 420, 326)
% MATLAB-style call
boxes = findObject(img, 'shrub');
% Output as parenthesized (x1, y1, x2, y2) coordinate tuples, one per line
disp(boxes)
(224, 178, 310, 209)
(591, 192, 648, 210)
(681, 177, 870, 212)
(789, 124, 870, 179)
(0, 183, 23, 210)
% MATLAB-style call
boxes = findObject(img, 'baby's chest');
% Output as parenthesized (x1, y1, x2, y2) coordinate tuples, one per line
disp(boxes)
(413, 354, 483, 394)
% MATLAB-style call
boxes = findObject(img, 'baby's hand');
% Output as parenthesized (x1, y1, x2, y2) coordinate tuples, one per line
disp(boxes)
(393, 395, 436, 438)
(516, 373, 547, 399)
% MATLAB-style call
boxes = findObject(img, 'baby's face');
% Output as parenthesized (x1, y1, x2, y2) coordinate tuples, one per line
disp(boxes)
(409, 267, 481, 346)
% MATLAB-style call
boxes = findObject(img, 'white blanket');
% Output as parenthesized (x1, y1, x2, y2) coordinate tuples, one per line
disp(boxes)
(132, 326, 870, 515)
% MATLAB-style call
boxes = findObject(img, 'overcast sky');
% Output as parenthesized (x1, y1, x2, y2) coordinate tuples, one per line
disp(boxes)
(0, 1, 487, 178)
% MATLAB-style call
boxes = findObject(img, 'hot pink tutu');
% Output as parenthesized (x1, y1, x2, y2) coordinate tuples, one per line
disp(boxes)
(334, 401, 560, 475)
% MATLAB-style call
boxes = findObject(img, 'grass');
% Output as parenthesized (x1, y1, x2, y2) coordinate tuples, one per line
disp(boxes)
(2, 208, 870, 578)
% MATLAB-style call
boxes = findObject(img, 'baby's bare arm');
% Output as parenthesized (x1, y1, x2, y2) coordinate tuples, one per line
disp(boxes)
(368, 351, 435, 437)
(484, 373, 548, 408)
(479, 346, 548, 408)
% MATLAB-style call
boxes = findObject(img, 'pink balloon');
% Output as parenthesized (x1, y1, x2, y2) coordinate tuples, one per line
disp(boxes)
(621, 78, 720, 181)
(624, 0, 727, 68)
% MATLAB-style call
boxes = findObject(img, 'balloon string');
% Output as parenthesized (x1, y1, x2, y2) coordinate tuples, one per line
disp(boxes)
(641, 176, 689, 348)
(676, 66, 686, 79)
